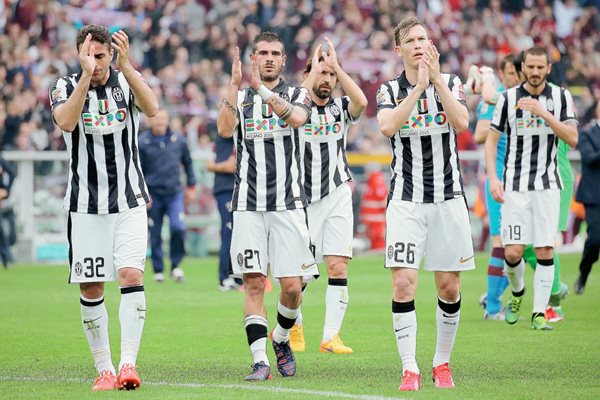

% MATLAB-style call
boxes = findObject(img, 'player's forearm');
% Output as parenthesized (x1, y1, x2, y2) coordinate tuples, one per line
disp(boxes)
(53, 73, 92, 132)
(473, 120, 491, 145)
(217, 85, 239, 138)
(485, 131, 500, 181)
(434, 83, 469, 132)
(543, 113, 578, 148)
(335, 66, 367, 118)
(266, 94, 309, 128)
(378, 89, 423, 137)
(122, 66, 159, 117)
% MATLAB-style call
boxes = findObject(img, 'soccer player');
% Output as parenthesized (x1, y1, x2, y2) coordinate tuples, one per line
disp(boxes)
(486, 46, 578, 331)
(139, 109, 196, 284)
(471, 55, 522, 320)
(290, 39, 367, 354)
(49, 24, 159, 390)
(217, 32, 319, 381)
(377, 17, 475, 391)
(471, 57, 572, 322)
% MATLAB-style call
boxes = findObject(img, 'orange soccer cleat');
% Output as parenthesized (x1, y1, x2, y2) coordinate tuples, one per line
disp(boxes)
(117, 364, 141, 390)
(432, 363, 455, 388)
(91, 370, 118, 391)
(399, 370, 421, 391)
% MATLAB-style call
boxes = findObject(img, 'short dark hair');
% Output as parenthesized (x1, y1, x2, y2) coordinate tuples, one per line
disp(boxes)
(251, 31, 285, 55)
(499, 54, 517, 72)
(394, 17, 426, 46)
(523, 46, 549, 64)
(76, 24, 112, 52)
(512, 51, 525, 75)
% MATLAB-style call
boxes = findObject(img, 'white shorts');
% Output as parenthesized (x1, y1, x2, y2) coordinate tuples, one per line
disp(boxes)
(231, 209, 319, 280)
(501, 189, 560, 247)
(307, 182, 353, 263)
(385, 197, 475, 271)
(68, 206, 147, 284)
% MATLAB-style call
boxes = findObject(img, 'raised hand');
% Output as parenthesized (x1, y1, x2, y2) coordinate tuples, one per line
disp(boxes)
(231, 46, 242, 87)
(78, 33, 96, 76)
(111, 30, 132, 70)
(416, 59, 430, 91)
(322, 37, 340, 70)
(423, 40, 441, 85)
(310, 45, 323, 75)
(249, 54, 261, 90)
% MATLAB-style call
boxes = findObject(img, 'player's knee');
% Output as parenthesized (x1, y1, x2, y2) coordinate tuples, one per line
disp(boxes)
(392, 273, 415, 298)
(326, 261, 348, 279)
(280, 279, 303, 303)
(80, 282, 104, 299)
(504, 247, 523, 264)
(535, 247, 553, 260)
(244, 274, 266, 296)
(118, 267, 144, 286)
(437, 284, 460, 302)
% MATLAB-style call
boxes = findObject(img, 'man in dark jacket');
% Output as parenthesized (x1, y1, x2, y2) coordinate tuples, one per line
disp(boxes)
(575, 101, 600, 294)
(139, 110, 196, 283)
(0, 154, 16, 268)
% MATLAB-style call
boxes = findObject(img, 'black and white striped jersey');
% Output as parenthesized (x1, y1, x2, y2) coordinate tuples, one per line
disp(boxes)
(376, 72, 466, 203)
(489, 82, 577, 192)
(302, 96, 357, 203)
(231, 80, 312, 212)
(50, 67, 149, 214)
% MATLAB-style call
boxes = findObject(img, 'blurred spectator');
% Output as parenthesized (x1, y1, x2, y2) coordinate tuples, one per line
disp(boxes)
(0, 153, 16, 268)
(139, 109, 197, 283)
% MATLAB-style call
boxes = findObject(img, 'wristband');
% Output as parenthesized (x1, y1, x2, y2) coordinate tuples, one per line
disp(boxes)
(257, 84, 273, 101)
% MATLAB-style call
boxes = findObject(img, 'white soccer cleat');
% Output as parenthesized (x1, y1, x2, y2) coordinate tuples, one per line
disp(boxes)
(153, 272, 165, 283)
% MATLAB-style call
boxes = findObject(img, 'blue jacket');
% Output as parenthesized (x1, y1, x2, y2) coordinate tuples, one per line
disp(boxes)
(213, 135, 235, 196)
(576, 121, 600, 205)
(139, 128, 196, 196)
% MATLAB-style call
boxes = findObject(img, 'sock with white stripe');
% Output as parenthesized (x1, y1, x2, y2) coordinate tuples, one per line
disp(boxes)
(392, 300, 419, 374)
(272, 301, 300, 344)
(244, 315, 269, 365)
(119, 285, 146, 370)
(504, 257, 525, 295)
(533, 258, 554, 315)
(323, 278, 349, 342)
(433, 295, 461, 368)
(80, 296, 115, 375)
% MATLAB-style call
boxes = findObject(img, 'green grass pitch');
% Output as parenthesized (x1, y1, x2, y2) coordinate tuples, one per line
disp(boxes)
(1, 253, 598, 399)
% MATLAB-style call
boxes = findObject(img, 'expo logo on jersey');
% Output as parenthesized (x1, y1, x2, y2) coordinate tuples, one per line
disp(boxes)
(304, 114, 342, 138)
(244, 117, 290, 139)
(515, 117, 552, 136)
(398, 112, 449, 137)
(82, 108, 127, 134)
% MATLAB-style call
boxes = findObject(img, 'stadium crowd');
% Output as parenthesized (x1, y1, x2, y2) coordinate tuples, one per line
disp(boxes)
(1, 0, 599, 154)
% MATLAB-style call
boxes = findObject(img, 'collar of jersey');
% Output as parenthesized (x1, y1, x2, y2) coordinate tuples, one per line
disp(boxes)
(517, 82, 552, 99)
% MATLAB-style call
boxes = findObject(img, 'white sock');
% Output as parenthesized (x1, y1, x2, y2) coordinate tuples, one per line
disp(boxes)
(533, 260, 555, 315)
(296, 311, 303, 327)
(118, 286, 146, 370)
(392, 301, 419, 374)
(244, 315, 269, 365)
(433, 296, 461, 368)
(323, 282, 349, 342)
(504, 258, 525, 294)
(80, 296, 114, 375)
(272, 301, 300, 343)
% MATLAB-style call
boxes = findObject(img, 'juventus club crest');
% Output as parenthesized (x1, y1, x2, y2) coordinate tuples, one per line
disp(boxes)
(546, 98, 554, 112)
(328, 104, 340, 116)
(112, 87, 124, 102)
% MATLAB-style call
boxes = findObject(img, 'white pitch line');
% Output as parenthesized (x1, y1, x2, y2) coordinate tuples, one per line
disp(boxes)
(0, 376, 410, 400)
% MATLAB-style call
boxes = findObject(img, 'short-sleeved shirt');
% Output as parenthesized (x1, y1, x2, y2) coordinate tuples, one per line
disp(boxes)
(376, 71, 467, 203)
(489, 82, 577, 192)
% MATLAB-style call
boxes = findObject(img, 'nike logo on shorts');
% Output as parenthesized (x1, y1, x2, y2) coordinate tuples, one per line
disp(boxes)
(459, 255, 475, 264)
